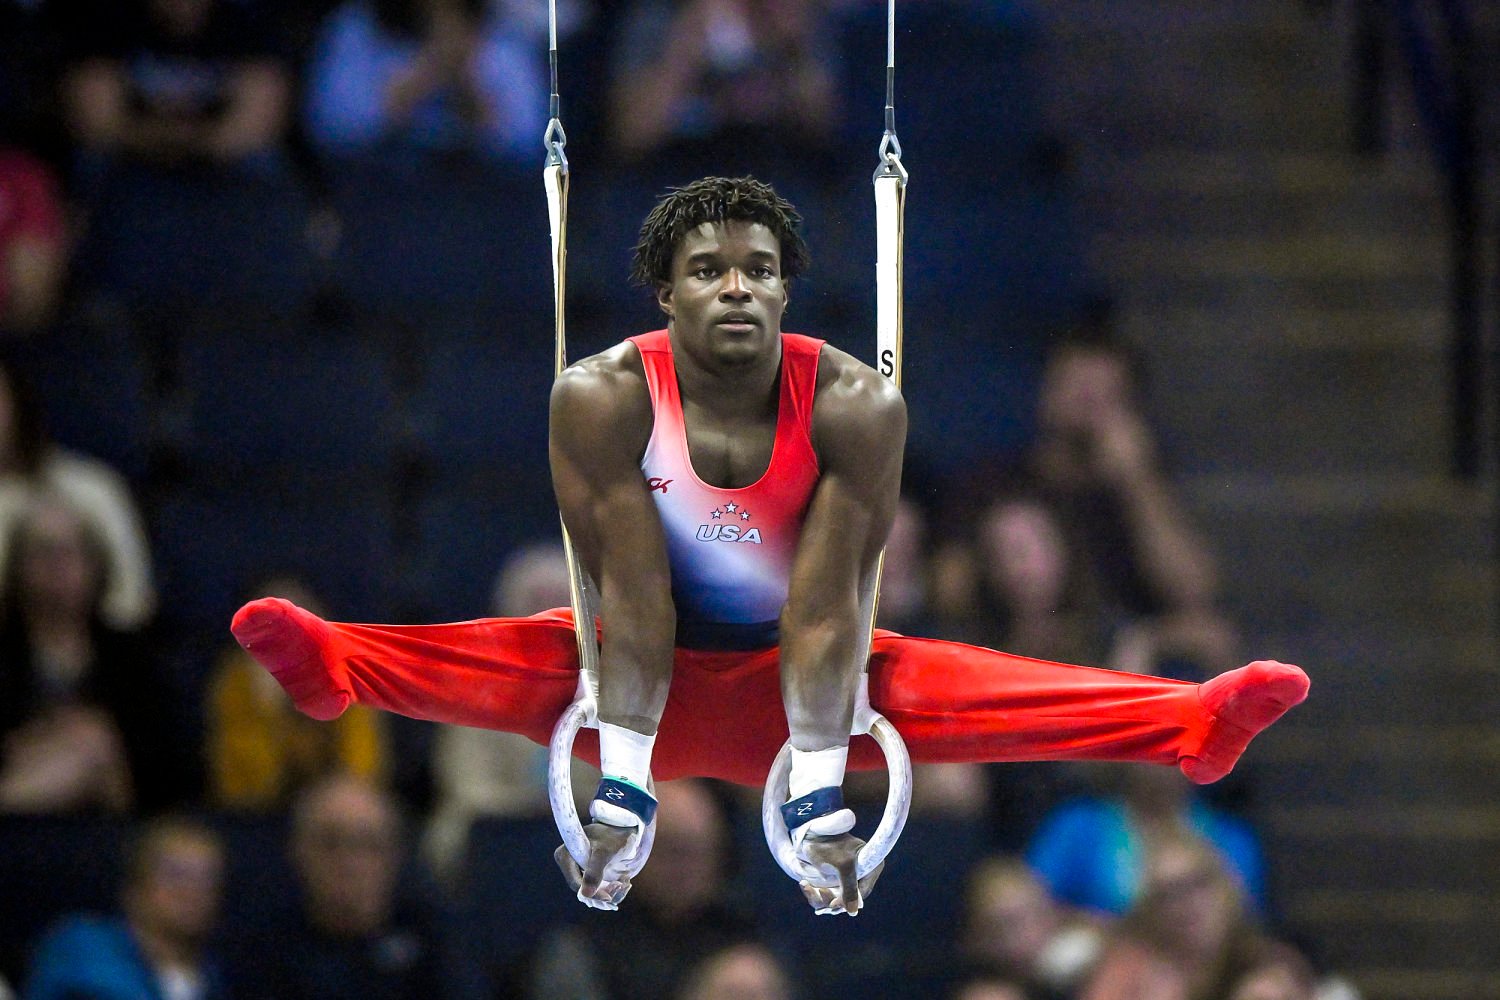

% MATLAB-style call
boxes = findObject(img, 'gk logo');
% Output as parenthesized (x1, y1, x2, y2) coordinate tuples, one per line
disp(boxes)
(606, 787, 625, 800)
(797, 803, 814, 816)
(648, 477, 673, 493)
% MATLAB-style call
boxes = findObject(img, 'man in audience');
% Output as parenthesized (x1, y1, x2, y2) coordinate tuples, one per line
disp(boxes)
(24, 816, 229, 1000)
(62, 0, 291, 170)
(529, 778, 760, 999)
(0, 492, 192, 814)
(226, 773, 459, 999)
(303, 0, 545, 165)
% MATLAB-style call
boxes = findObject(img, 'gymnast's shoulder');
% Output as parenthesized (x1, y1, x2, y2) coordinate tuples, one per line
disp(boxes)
(813, 341, 907, 432)
(549, 340, 652, 433)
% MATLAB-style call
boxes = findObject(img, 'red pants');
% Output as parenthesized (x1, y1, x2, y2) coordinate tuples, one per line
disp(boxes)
(232, 602, 1308, 787)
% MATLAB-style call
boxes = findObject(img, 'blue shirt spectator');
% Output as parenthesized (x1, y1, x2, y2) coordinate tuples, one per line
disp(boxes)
(25, 916, 228, 1000)
(304, 0, 545, 164)
(1025, 788, 1268, 918)
(24, 818, 228, 1000)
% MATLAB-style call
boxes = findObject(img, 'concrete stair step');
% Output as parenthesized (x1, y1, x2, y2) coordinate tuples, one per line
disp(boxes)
(1331, 969, 1500, 1000)
(1090, 231, 1444, 283)
(1076, 149, 1436, 199)
(1252, 754, 1497, 815)
(1219, 548, 1494, 634)
(1222, 627, 1500, 728)
(1252, 723, 1500, 767)
(1116, 270, 1447, 312)
(1186, 479, 1496, 626)
(1268, 803, 1500, 843)
(1120, 304, 1446, 352)
(1084, 175, 1445, 242)
(1146, 343, 1449, 477)
(1040, 1, 1312, 32)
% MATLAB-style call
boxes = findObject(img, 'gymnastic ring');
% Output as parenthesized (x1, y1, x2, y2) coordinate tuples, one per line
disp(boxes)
(548, 698, 657, 881)
(761, 712, 912, 886)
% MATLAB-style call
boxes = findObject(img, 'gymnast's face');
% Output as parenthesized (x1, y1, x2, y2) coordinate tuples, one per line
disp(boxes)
(658, 220, 788, 372)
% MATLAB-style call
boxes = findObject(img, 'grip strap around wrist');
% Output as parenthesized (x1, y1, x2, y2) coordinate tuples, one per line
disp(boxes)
(780, 785, 844, 832)
(593, 777, 657, 826)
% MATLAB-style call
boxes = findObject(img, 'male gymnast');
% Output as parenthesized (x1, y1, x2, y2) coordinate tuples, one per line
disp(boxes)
(231, 176, 1309, 915)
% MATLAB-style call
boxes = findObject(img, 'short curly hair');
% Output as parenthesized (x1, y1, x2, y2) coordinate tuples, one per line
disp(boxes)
(630, 176, 810, 288)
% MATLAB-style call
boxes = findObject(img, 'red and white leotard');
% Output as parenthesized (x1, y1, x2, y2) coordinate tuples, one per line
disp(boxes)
(229, 331, 1308, 786)
(628, 329, 823, 650)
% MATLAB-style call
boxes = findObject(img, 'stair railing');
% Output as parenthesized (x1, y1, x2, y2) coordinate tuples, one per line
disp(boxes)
(1349, 0, 1482, 480)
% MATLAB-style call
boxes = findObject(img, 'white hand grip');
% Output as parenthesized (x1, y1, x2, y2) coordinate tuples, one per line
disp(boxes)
(761, 713, 912, 886)
(548, 698, 656, 881)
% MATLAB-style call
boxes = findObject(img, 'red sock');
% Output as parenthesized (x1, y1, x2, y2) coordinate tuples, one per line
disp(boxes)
(1179, 660, 1310, 783)
(231, 598, 351, 720)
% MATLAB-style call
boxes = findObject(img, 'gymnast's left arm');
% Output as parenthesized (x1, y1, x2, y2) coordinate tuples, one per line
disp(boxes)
(778, 351, 906, 914)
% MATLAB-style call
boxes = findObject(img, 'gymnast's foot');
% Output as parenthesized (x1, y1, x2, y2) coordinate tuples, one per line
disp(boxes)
(1178, 660, 1309, 784)
(231, 598, 352, 721)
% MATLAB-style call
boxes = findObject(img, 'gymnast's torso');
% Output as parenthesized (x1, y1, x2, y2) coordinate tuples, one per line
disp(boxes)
(628, 329, 823, 650)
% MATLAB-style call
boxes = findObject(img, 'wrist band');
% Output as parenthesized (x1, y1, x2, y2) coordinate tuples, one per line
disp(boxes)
(788, 744, 849, 799)
(780, 785, 843, 832)
(598, 722, 656, 788)
(593, 777, 658, 826)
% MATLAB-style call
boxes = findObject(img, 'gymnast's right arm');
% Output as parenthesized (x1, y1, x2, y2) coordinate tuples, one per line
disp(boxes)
(549, 353, 675, 901)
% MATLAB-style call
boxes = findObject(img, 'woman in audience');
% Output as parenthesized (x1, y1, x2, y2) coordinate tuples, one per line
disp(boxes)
(960, 857, 1104, 1000)
(929, 482, 1107, 845)
(0, 357, 156, 630)
(1079, 837, 1302, 1000)
(0, 492, 192, 813)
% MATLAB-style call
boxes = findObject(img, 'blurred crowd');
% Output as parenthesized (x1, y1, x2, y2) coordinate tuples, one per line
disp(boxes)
(0, 0, 1354, 998)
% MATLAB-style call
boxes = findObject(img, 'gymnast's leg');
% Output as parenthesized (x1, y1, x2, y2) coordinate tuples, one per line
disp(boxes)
(861, 633, 1308, 784)
(230, 598, 583, 747)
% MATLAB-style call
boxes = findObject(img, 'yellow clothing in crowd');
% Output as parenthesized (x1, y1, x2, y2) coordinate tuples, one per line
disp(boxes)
(208, 649, 387, 809)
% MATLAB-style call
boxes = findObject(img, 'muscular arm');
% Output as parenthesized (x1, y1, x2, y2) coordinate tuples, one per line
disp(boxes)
(779, 349, 906, 749)
(550, 351, 676, 735)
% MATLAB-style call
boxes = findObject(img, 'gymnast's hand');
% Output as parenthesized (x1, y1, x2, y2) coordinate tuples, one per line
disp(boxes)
(553, 822, 638, 910)
(796, 831, 885, 916)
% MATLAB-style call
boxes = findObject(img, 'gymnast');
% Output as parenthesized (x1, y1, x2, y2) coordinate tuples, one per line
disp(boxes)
(231, 176, 1308, 917)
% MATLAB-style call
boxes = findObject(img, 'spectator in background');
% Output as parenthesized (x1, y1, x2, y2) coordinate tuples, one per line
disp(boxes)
(0, 147, 68, 334)
(874, 493, 937, 637)
(529, 779, 759, 999)
(674, 941, 791, 1000)
(605, 0, 839, 174)
(1026, 763, 1268, 920)
(1227, 954, 1319, 1000)
(928, 482, 1105, 846)
(226, 773, 457, 1000)
(423, 542, 593, 880)
(1029, 326, 1236, 678)
(1079, 837, 1303, 1000)
(0, 492, 194, 813)
(61, 0, 291, 171)
(959, 857, 1103, 1000)
(0, 357, 156, 631)
(949, 976, 1040, 1000)
(303, 0, 545, 165)
(933, 482, 1108, 666)
(23, 815, 229, 1000)
(206, 574, 388, 812)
